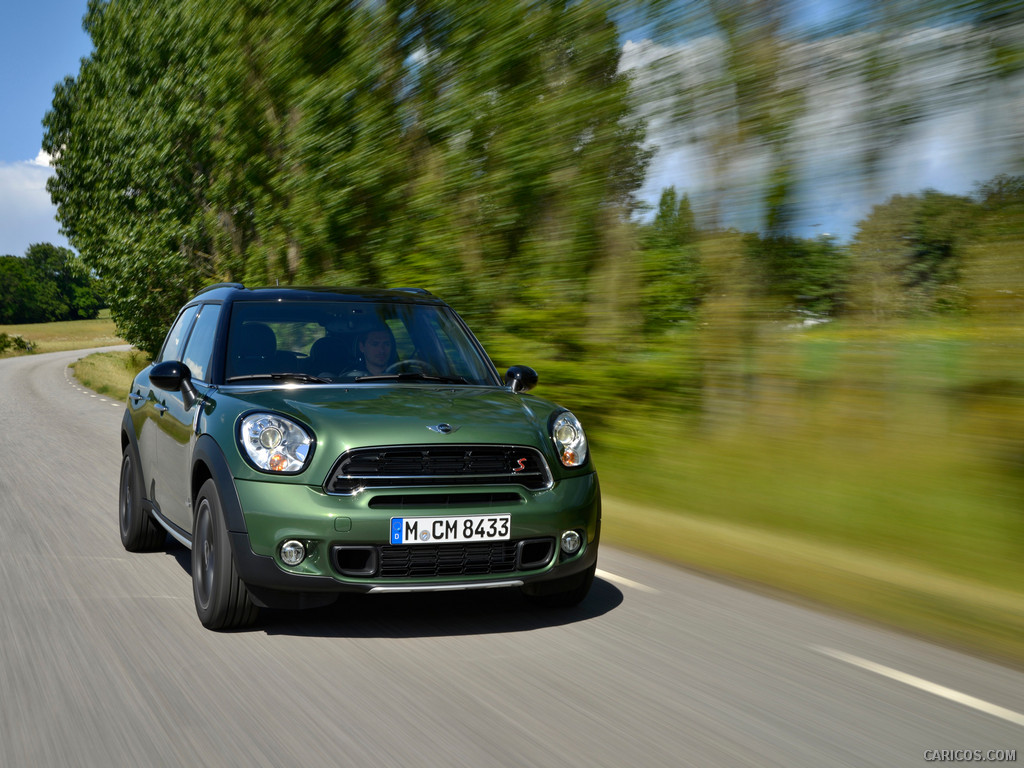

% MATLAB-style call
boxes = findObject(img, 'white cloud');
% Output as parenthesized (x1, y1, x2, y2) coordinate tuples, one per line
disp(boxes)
(0, 155, 69, 256)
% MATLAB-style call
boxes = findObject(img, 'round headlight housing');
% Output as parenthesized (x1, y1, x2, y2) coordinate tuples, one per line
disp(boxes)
(239, 413, 313, 473)
(551, 411, 588, 468)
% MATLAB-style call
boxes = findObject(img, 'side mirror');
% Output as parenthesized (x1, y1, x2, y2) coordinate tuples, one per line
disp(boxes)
(504, 365, 538, 394)
(150, 360, 199, 409)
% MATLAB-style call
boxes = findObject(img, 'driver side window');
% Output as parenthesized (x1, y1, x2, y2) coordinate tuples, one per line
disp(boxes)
(181, 304, 221, 382)
(158, 305, 200, 363)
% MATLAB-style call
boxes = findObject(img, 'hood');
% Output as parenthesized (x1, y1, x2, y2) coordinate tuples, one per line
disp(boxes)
(216, 383, 562, 460)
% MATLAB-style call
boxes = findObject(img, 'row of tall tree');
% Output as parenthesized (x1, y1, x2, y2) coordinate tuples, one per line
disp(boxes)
(45, 0, 648, 355)
(0, 244, 103, 325)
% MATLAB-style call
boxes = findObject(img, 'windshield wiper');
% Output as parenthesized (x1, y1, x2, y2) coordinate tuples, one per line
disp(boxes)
(353, 373, 470, 384)
(226, 373, 330, 384)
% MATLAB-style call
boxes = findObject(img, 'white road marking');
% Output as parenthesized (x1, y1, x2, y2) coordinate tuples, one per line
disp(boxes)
(596, 569, 658, 593)
(814, 646, 1024, 728)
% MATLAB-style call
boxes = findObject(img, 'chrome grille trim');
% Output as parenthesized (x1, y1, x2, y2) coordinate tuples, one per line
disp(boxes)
(323, 444, 553, 496)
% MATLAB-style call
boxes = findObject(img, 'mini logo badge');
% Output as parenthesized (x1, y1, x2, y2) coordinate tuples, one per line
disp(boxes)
(512, 458, 528, 473)
(427, 423, 460, 434)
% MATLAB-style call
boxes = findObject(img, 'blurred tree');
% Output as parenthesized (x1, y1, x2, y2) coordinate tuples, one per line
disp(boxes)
(963, 174, 1024, 317)
(643, 186, 697, 250)
(638, 187, 705, 332)
(633, 0, 807, 233)
(746, 233, 849, 319)
(849, 191, 976, 318)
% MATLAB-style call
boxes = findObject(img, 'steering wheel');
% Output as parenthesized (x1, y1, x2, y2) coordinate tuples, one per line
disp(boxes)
(384, 359, 435, 375)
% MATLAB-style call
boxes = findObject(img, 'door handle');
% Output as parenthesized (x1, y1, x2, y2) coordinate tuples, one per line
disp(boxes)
(155, 403, 169, 415)
(129, 393, 144, 405)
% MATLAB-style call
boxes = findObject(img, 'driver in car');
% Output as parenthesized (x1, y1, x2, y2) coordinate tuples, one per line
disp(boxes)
(351, 325, 396, 376)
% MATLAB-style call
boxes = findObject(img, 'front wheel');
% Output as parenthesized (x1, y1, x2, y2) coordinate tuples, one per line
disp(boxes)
(192, 479, 258, 630)
(522, 563, 596, 608)
(119, 447, 164, 552)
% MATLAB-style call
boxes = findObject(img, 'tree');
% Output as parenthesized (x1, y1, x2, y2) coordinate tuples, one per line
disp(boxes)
(746, 233, 849, 318)
(638, 187, 705, 331)
(963, 174, 1024, 317)
(848, 191, 976, 318)
(0, 256, 42, 324)
(0, 245, 102, 325)
(24, 243, 103, 321)
(45, 0, 650, 355)
(45, 0, 219, 354)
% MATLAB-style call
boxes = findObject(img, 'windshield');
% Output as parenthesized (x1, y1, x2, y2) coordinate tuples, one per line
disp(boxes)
(223, 299, 499, 386)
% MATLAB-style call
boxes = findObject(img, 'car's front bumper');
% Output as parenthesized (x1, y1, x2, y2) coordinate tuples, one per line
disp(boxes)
(228, 472, 600, 605)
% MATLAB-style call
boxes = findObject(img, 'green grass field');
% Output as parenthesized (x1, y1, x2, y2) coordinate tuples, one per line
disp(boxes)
(12, 313, 1023, 664)
(0, 309, 123, 354)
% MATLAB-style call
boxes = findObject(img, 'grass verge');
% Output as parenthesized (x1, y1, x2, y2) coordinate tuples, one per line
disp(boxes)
(71, 349, 150, 402)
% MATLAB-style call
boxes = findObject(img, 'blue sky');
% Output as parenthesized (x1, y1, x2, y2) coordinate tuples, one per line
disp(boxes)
(0, 0, 90, 255)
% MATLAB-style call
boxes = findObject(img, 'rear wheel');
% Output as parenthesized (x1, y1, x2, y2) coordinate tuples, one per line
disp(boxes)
(118, 447, 164, 551)
(522, 563, 596, 608)
(192, 479, 258, 630)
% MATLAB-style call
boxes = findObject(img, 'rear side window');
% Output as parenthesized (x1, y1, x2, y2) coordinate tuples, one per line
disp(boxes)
(181, 304, 221, 382)
(159, 305, 199, 363)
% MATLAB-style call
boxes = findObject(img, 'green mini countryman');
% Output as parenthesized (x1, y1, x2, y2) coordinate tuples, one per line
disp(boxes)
(119, 284, 600, 629)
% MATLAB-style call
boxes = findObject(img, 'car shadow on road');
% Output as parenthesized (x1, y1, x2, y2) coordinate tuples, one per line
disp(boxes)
(259, 576, 624, 638)
(165, 541, 623, 637)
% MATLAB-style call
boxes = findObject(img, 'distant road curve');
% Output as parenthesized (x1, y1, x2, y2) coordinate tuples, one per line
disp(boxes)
(1, 347, 1021, 767)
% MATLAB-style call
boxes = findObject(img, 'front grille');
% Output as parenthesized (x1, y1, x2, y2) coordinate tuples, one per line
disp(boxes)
(380, 542, 518, 578)
(330, 538, 555, 578)
(324, 445, 552, 495)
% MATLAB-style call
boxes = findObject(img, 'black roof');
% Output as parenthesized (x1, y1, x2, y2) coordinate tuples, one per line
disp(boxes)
(191, 283, 444, 305)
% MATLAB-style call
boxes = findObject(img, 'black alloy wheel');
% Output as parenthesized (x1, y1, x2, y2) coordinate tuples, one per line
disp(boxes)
(192, 479, 258, 630)
(119, 447, 165, 551)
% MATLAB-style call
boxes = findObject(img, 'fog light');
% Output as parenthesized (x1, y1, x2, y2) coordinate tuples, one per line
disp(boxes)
(560, 530, 582, 555)
(280, 539, 306, 566)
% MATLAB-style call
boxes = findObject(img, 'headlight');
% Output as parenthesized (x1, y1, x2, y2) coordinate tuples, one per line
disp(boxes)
(551, 411, 588, 468)
(239, 413, 313, 473)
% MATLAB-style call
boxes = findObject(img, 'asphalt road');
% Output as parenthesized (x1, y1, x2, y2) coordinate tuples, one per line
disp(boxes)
(1, 348, 1022, 767)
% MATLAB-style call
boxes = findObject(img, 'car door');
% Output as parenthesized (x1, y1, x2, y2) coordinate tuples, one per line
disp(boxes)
(154, 302, 222, 535)
(146, 304, 200, 532)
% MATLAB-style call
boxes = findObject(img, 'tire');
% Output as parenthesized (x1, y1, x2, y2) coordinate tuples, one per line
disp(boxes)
(119, 447, 165, 552)
(192, 478, 258, 630)
(522, 563, 596, 609)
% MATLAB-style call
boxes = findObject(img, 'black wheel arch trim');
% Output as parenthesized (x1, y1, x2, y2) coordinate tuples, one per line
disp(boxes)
(120, 410, 148, 513)
(120, 409, 141, 462)
(192, 434, 248, 534)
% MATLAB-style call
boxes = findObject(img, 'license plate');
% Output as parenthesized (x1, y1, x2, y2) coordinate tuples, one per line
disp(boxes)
(390, 515, 511, 545)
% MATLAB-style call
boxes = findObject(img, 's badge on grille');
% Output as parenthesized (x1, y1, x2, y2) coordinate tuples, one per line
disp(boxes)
(512, 458, 528, 473)
(427, 423, 460, 434)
